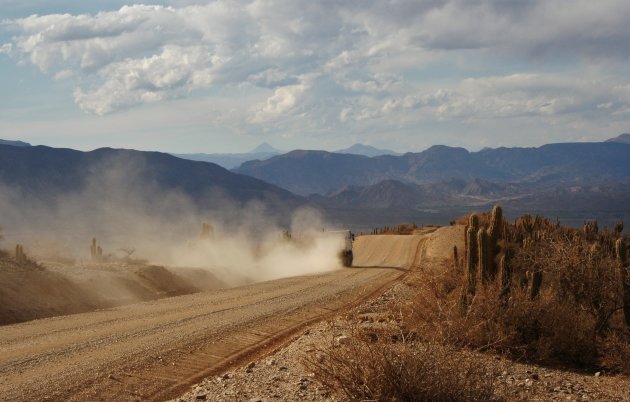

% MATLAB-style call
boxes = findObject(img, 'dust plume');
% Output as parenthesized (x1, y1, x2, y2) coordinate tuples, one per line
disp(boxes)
(0, 153, 346, 285)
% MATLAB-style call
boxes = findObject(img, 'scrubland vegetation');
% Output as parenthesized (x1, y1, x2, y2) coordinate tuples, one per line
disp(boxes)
(309, 206, 630, 401)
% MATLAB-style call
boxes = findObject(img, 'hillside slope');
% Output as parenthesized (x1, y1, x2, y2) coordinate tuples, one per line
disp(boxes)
(0, 144, 305, 210)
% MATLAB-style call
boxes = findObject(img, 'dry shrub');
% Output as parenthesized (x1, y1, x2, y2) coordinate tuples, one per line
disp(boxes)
(598, 332, 630, 373)
(306, 335, 503, 402)
(411, 220, 630, 373)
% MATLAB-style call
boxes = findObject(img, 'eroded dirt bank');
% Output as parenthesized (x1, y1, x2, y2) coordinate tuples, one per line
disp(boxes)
(0, 258, 223, 326)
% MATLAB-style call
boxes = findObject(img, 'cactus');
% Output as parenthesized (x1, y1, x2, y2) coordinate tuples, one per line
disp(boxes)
(488, 205, 503, 241)
(614, 222, 624, 236)
(499, 249, 513, 305)
(583, 220, 599, 241)
(464, 213, 479, 261)
(616, 238, 630, 327)
(90, 238, 103, 260)
(15, 244, 25, 263)
(469, 214, 479, 230)
(527, 270, 543, 300)
(516, 214, 534, 233)
(478, 228, 490, 284)
(486, 205, 503, 280)
(201, 223, 214, 239)
(90, 238, 97, 259)
(453, 245, 459, 269)
(462, 217, 479, 307)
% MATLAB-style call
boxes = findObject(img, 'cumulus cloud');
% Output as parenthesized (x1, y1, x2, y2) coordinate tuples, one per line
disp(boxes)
(73, 45, 220, 114)
(251, 82, 307, 123)
(1, 0, 629, 142)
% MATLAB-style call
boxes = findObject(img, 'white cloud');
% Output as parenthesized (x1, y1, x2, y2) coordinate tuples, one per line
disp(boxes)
(72, 45, 220, 115)
(1, 0, 629, 147)
(251, 83, 307, 123)
(0, 43, 12, 54)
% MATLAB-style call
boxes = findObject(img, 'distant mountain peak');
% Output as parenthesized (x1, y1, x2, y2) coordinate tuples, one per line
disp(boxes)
(335, 143, 400, 157)
(0, 138, 31, 147)
(606, 133, 630, 144)
(250, 142, 281, 154)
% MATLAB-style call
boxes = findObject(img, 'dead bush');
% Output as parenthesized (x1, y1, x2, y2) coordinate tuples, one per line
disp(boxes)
(306, 335, 503, 402)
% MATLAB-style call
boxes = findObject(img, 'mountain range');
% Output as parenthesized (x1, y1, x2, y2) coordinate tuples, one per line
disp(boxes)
(1, 136, 628, 231)
(235, 142, 630, 196)
(173, 142, 399, 169)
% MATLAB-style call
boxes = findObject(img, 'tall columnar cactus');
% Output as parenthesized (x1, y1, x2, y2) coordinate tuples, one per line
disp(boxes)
(469, 214, 479, 230)
(453, 245, 459, 269)
(499, 248, 513, 305)
(488, 205, 503, 241)
(90, 238, 97, 259)
(90, 238, 103, 260)
(15, 244, 25, 263)
(527, 270, 543, 300)
(615, 238, 630, 327)
(462, 214, 479, 307)
(478, 228, 490, 284)
(486, 204, 503, 280)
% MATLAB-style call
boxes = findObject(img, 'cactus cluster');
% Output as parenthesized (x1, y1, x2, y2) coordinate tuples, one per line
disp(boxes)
(461, 205, 547, 310)
(460, 206, 630, 330)
(90, 237, 103, 260)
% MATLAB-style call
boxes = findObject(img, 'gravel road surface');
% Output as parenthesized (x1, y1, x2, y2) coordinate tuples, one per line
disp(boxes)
(0, 266, 404, 401)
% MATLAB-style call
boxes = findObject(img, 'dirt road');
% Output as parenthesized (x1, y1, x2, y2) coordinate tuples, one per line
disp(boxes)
(0, 266, 403, 401)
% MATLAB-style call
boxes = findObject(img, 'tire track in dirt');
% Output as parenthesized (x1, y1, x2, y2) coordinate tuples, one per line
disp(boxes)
(0, 267, 404, 401)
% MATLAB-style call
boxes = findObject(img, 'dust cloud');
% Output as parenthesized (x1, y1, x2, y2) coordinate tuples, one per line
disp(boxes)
(0, 153, 345, 285)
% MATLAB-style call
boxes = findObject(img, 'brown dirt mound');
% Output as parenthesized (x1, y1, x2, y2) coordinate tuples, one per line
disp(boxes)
(0, 258, 104, 325)
(0, 256, 224, 326)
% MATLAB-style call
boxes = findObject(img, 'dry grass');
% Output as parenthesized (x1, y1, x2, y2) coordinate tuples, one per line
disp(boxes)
(412, 218, 630, 373)
(305, 330, 503, 402)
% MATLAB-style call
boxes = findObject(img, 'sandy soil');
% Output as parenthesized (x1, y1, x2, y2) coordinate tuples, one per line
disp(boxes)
(0, 266, 403, 401)
(0, 257, 223, 326)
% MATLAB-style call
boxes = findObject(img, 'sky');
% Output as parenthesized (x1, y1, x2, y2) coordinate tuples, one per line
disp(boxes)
(0, 0, 628, 153)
